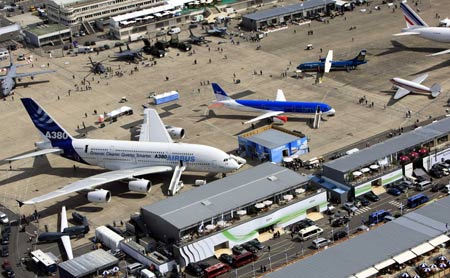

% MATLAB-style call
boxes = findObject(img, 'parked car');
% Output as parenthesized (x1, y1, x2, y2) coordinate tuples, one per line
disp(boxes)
(331, 217, 350, 227)
(431, 183, 446, 192)
(2, 265, 14, 278)
(296, 218, 315, 230)
(0, 246, 8, 257)
(311, 237, 331, 249)
(247, 238, 265, 250)
(332, 230, 348, 241)
(241, 242, 258, 254)
(185, 263, 204, 277)
(355, 196, 370, 206)
(430, 168, 444, 178)
(219, 253, 234, 265)
(343, 202, 358, 213)
(364, 191, 380, 202)
(387, 187, 402, 196)
(232, 245, 246, 255)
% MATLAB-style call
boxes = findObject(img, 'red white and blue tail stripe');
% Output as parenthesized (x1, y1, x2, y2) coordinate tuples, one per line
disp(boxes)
(400, 2, 428, 28)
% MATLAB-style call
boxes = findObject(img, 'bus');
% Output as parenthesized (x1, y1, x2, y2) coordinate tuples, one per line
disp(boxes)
(204, 262, 232, 278)
(232, 252, 258, 268)
(30, 250, 58, 274)
(407, 193, 429, 209)
(368, 210, 391, 225)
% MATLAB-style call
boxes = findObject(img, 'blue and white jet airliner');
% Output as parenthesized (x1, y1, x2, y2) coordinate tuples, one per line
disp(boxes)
(209, 83, 335, 124)
(9, 98, 244, 206)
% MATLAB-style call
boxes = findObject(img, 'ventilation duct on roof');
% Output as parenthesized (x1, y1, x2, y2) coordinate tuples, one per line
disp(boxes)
(201, 200, 211, 206)
(267, 176, 277, 181)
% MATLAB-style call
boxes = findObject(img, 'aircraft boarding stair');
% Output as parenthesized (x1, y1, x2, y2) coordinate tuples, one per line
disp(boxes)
(168, 163, 186, 196)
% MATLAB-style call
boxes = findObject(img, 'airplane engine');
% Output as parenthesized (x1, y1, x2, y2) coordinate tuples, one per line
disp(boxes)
(165, 126, 185, 139)
(273, 116, 288, 125)
(87, 189, 111, 203)
(128, 179, 152, 193)
(35, 141, 52, 150)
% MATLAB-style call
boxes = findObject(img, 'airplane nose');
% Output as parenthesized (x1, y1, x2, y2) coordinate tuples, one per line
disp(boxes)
(326, 108, 336, 115)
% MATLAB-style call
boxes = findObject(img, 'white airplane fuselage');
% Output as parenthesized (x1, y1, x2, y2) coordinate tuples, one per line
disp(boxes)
(69, 138, 239, 173)
(390, 77, 432, 94)
(404, 27, 450, 43)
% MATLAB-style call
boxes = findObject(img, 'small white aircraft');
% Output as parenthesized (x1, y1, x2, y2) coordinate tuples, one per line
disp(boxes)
(390, 73, 441, 100)
(9, 98, 244, 206)
(394, 2, 450, 56)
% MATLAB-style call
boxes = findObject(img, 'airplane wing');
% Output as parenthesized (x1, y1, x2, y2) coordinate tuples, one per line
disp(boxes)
(428, 49, 450, 56)
(60, 206, 73, 260)
(324, 50, 333, 73)
(393, 31, 421, 36)
(139, 109, 173, 143)
(276, 89, 286, 101)
(411, 73, 428, 84)
(243, 111, 284, 124)
(18, 166, 173, 206)
(6, 148, 63, 161)
(15, 70, 56, 79)
(394, 87, 411, 100)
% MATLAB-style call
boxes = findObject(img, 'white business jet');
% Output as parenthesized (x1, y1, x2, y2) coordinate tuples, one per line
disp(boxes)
(394, 2, 450, 56)
(10, 98, 244, 206)
(390, 73, 441, 99)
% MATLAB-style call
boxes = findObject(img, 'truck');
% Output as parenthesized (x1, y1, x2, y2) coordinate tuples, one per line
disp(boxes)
(77, 46, 93, 54)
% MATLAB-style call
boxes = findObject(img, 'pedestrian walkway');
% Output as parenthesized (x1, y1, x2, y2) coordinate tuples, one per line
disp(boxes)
(389, 200, 404, 209)
(355, 206, 371, 216)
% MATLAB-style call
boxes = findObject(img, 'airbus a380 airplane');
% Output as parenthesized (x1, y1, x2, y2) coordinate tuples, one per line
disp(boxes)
(209, 83, 335, 124)
(10, 98, 244, 206)
(394, 2, 450, 56)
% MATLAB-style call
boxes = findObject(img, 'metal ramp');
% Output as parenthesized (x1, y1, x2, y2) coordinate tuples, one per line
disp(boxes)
(168, 163, 185, 196)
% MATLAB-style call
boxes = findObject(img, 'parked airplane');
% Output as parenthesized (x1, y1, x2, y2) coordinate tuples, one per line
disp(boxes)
(394, 2, 450, 56)
(113, 44, 143, 62)
(37, 206, 88, 260)
(205, 24, 228, 37)
(0, 54, 55, 97)
(10, 98, 244, 206)
(297, 49, 367, 73)
(390, 73, 441, 99)
(209, 83, 335, 124)
(188, 28, 210, 45)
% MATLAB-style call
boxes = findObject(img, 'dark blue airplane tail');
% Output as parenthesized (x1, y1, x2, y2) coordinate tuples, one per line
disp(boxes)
(21, 98, 73, 147)
(212, 83, 232, 101)
(353, 49, 367, 63)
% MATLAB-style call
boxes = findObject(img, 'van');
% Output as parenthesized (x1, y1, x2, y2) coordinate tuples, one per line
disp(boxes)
(297, 225, 323, 241)
(416, 180, 432, 191)
(127, 262, 144, 274)
(140, 269, 156, 278)
(0, 212, 8, 224)
(311, 237, 330, 249)
(77, 46, 93, 54)
(168, 27, 181, 35)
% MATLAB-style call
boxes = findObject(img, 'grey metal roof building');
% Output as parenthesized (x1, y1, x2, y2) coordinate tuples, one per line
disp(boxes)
(245, 129, 300, 149)
(141, 163, 309, 242)
(58, 249, 118, 278)
(241, 0, 335, 30)
(323, 117, 450, 183)
(264, 196, 450, 278)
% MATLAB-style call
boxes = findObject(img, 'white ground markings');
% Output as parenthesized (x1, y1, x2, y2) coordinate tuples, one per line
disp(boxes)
(354, 206, 371, 215)
(389, 200, 405, 209)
